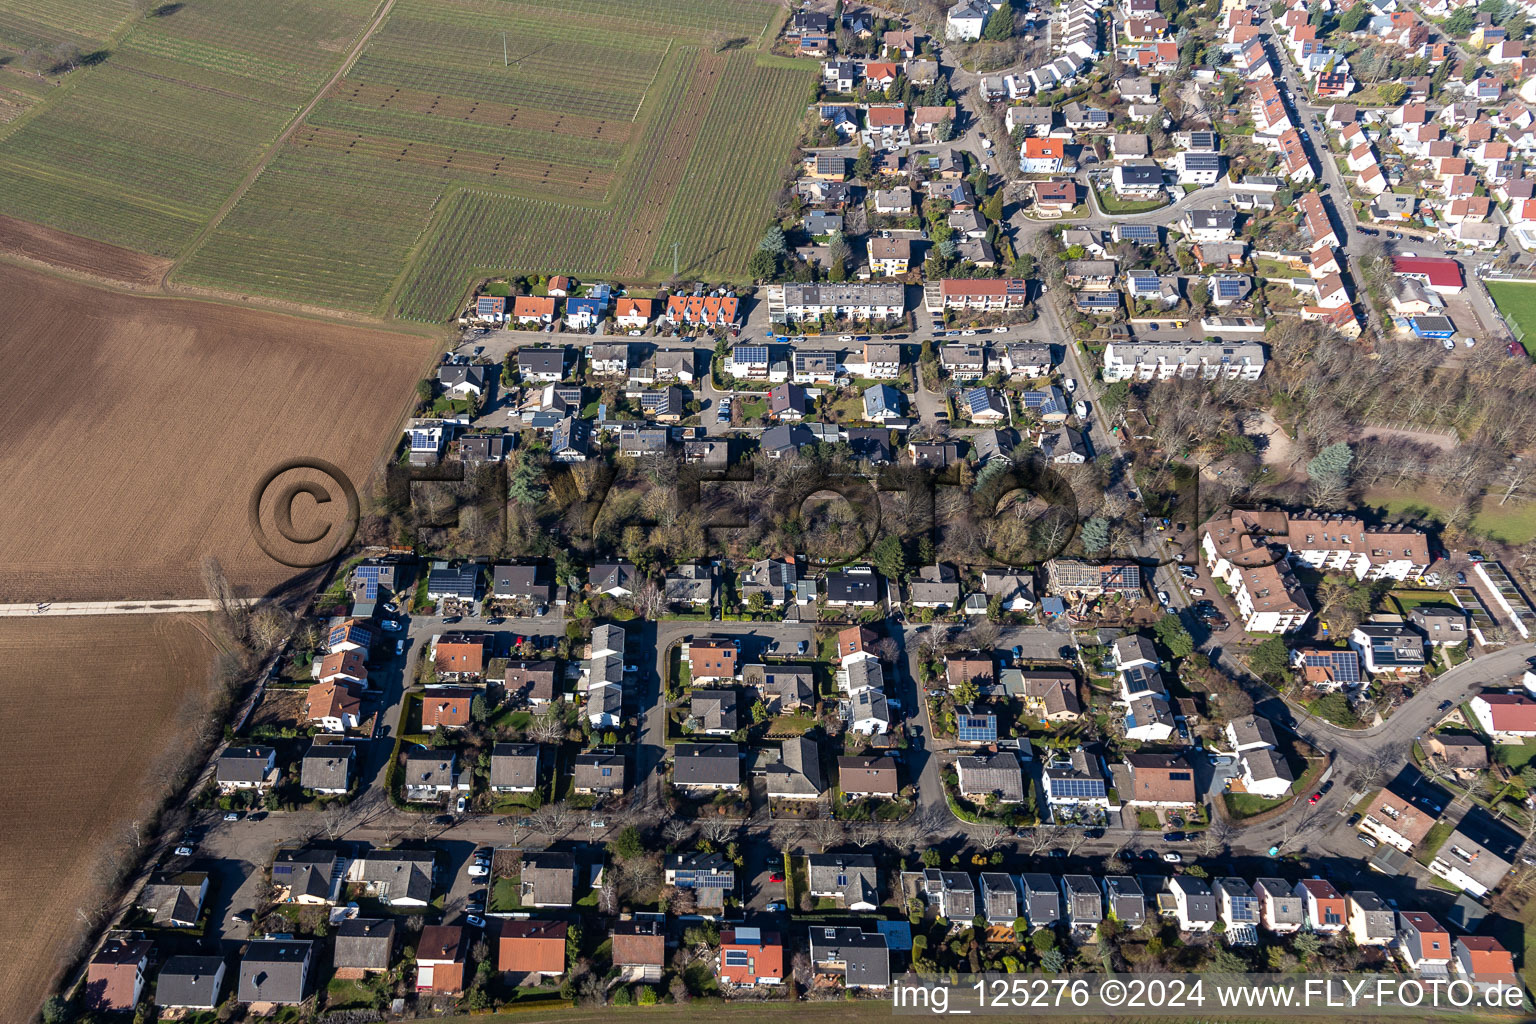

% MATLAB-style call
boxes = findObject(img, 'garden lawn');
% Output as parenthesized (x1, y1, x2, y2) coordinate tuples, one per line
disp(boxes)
(1224, 792, 1290, 818)
(1496, 741, 1536, 772)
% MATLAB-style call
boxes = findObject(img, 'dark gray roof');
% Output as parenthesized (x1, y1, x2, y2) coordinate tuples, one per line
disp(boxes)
(333, 918, 396, 971)
(810, 926, 890, 987)
(673, 742, 741, 786)
(237, 940, 312, 1004)
(299, 743, 354, 792)
(156, 955, 226, 1009)
(216, 746, 274, 784)
(490, 742, 541, 790)
(272, 846, 343, 903)
(520, 849, 576, 906)
(355, 848, 436, 905)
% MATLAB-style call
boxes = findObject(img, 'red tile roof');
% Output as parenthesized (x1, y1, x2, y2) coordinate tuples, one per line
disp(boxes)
(498, 920, 567, 974)
(1391, 256, 1463, 289)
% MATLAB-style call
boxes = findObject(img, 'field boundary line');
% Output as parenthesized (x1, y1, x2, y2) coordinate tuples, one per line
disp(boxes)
(0, 600, 220, 617)
(163, 0, 400, 288)
(632, 38, 673, 121)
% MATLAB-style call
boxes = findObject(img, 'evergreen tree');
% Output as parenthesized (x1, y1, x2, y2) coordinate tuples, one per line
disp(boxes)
(1306, 441, 1354, 483)
(758, 223, 787, 257)
(982, 3, 1015, 40)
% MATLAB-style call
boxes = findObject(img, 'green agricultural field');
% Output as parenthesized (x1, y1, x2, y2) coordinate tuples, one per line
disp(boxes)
(0, 0, 812, 321)
(181, 0, 811, 318)
(1486, 281, 1536, 358)
(0, 0, 382, 255)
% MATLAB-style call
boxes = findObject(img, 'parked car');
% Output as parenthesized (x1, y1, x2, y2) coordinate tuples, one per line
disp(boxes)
(1163, 831, 1185, 842)
(1162, 853, 1182, 863)
(466, 915, 486, 929)
(382, 619, 401, 631)
(1358, 833, 1379, 849)
(395, 639, 405, 656)
(456, 796, 467, 814)
(223, 812, 241, 822)
(797, 640, 808, 655)
(1309, 792, 1322, 804)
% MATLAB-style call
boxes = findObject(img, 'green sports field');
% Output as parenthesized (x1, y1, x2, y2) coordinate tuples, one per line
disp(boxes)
(0, 0, 814, 319)
(1484, 280, 1536, 358)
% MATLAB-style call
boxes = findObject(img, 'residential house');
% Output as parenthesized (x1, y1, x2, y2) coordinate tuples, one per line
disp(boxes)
(401, 749, 463, 803)
(1397, 911, 1452, 975)
(155, 956, 227, 1011)
(86, 938, 151, 1013)
(139, 869, 209, 928)
(238, 940, 313, 1006)
(956, 750, 1025, 803)
(1020, 874, 1061, 930)
(422, 687, 474, 731)
(923, 869, 978, 921)
(809, 926, 890, 990)
(612, 921, 667, 983)
(838, 755, 899, 798)
(1349, 891, 1396, 947)
(271, 846, 345, 905)
(1169, 876, 1218, 932)
(1429, 812, 1517, 897)
(719, 927, 784, 987)
(216, 746, 277, 794)
(351, 848, 436, 907)
(1455, 936, 1517, 988)
(808, 853, 880, 911)
(673, 743, 741, 791)
(1349, 623, 1425, 674)
(1061, 874, 1103, 934)
(497, 920, 565, 982)
(1253, 877, 1304, 934)
(419, 925, 470, 993)
(489, 742, 541, 794)
(1295, 878, 1347, 932)
(572, 750, 627, 795)
(333, 918, 396, 979)
(1121, 752, 1197, 808)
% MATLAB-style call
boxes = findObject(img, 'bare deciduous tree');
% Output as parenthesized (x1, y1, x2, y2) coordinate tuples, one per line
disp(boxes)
(529, 802, 574, 840)
(529, 709, 566, 744)
(662, 820, 694, 846)
(701, 819, 737, 845)
(633, 579, 666, 619)
(1198, 819, 1238, 856)
(809, 816, 846, 851)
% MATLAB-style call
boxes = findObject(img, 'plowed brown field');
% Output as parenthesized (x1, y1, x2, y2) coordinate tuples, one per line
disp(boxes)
(0, 214, 172, 287)
(0, 615, 217, 1024)
(0, 262, 433, 601)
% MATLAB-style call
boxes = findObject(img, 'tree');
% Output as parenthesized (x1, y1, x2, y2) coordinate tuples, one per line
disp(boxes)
(827, 231, 851, 282)
(40, 997, 71, 1024)
(1377, 81, 1407, 105)
(1080, 516, 1110, 554)
(759, 224, 787, 257)
(1188, 281, 1210, 314)
(470, 693, 489, 724)
(1307, 441, 1354, 484)
(749, 248, 778, 281)
(1198, 819, 1238, 856)
(1338, 0, 1371, 32)
(1247, 635, 1291, 682)
(871, 533, 906, 582)
(1154, 614, 1194, 658)
(953, 678, 980, 707)
(530, 708, 566, 744)
(611, 825, 644, 861)
(852, 144, 874, 180)
(1447, 5, 1478, 33)
(982, 3, 1015, 39)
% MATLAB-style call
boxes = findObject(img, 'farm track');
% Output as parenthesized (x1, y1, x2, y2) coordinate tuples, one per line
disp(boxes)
(163, 0, 400, 288)
(614, 50, 724, 277)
